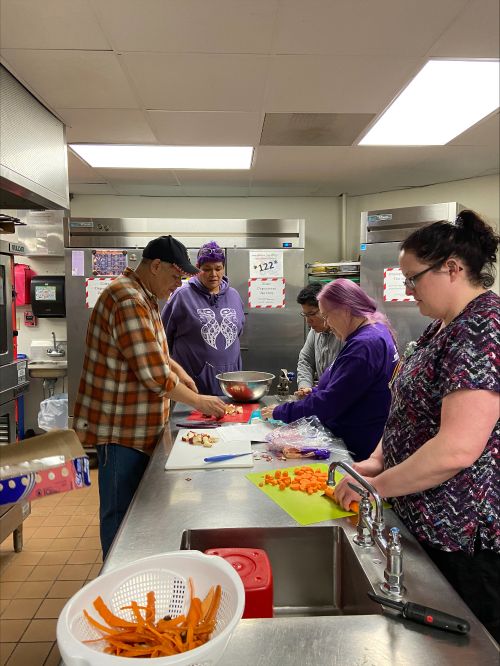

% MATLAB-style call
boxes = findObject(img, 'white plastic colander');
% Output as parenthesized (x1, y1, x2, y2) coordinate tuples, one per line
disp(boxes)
(57, 551, 245, 666)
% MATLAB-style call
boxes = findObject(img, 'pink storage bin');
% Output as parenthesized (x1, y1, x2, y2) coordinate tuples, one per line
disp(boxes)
(14, 263, 37, 306)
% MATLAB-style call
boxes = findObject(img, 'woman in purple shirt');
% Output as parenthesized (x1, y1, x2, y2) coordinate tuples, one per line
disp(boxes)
(261, 279, 399, 461)
(335, 211, 499, 641)
(162, 241, 245, 395)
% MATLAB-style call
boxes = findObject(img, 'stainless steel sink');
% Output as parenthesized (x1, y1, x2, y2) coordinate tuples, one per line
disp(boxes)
(28, 361, 67, 379)
(180, 526, 381, 617)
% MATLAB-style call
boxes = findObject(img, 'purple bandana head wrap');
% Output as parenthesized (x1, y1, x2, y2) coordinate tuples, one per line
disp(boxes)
(196, 241, 225, 267)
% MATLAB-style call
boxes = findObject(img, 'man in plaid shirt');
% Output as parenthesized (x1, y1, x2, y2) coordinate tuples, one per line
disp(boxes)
(74, 235, 225, 558)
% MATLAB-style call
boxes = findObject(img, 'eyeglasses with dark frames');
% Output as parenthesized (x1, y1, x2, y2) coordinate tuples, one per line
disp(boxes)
(404, 261, 444, 290)
(299, 309, 320, 318)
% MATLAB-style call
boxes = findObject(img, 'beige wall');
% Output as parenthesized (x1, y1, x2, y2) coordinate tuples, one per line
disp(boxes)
(71, 173, 499, 268)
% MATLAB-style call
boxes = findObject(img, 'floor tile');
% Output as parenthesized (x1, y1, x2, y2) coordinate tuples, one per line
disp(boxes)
(0, 618, 30, 641)
(0, 582, 22, 600)
(57, 564, 92, 581)
(47, 580, 84, 599)
(86, 563, 102, 581)
(1, 598, 42, 620)
(66, 550, 99, 565)
(41, 517, 69, 528)
(37, 551, 71, 567)
(83, 526, 100, 538)
(57, 525, 87, 539)
(23, 539, 54, 552)
(0, 599, 9, 614)
(77, 537, 101, 550)
(26, 565, 64, 582)
(15, 581, 53, 599)
(5, 552, 43, 567)
(43, 642, 60, 666)
(1, 566, 35, 583)
(0, 643, 15, 666)
(20, 618, 57, 642)
(32, 527, 62, 540)
(51, 507, 79, 516)
(34, 598, 67, 619)
(5, 641, 53, 666)
(54, 538, 80, 551)
(0, 554, 16, 572)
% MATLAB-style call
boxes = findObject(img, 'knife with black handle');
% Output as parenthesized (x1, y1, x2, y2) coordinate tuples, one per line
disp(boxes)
(367, 591, 470, 634)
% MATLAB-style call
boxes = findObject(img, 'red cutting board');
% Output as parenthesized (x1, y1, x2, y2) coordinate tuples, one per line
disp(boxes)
(187, 403, 260, 424)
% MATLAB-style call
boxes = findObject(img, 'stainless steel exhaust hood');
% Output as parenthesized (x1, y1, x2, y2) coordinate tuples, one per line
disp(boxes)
(0, 65, 69, 211)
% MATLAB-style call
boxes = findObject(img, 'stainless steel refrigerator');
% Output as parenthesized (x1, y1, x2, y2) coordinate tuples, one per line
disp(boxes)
(360, 202, 464, 353)
(64, 218, 305, 417)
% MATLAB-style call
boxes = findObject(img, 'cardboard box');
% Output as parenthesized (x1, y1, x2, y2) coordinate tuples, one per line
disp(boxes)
(0, 429, 91, 505)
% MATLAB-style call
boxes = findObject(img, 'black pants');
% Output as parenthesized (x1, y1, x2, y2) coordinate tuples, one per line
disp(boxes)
(421, 542, 500, 644)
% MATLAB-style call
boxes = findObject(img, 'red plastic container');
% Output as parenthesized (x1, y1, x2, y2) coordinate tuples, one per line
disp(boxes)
(204, 547, 273, 618)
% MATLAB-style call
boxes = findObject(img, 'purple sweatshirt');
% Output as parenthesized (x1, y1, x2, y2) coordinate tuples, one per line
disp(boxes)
(273, 323, 399, 461)
(161, 276, 245, 395)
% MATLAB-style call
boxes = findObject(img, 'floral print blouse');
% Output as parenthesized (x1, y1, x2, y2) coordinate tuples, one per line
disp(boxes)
(383, 290, 500, 555)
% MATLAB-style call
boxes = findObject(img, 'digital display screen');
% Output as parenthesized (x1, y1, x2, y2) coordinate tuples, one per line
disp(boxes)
(35, 285, 57, 301)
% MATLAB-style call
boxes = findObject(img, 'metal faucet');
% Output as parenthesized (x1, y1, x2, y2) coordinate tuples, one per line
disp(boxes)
(327, 460, 404, 598)
(46, 332, 65, 357)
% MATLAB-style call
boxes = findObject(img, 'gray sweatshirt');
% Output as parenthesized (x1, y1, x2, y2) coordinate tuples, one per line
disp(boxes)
(297, 329, 343, 389)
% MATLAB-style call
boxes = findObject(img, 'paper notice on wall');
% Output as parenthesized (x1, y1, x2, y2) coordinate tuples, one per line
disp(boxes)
(248, 278, 285, 308)
(85, 277, 116, 308)
(383, 267, 414, 302)
(249, 250, 284, 278)
(71, 251, 85, 276)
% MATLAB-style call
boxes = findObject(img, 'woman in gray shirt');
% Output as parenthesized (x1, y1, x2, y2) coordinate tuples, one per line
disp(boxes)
(296, 283, 343, 397)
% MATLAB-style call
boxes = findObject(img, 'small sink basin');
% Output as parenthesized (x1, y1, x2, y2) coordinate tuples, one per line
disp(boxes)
(180, 526, 381, 617)
(28, 362, 67, 379)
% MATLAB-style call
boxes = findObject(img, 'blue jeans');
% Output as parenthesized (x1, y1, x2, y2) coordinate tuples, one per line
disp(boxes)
(96, 444, 149, 560)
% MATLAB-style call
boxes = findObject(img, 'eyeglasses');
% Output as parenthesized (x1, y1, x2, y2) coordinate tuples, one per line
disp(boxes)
(299, 309, 320, 318)
(198, 247, 224, 257)
(403, 261, 443, 290)
(320, 310, 332, 321)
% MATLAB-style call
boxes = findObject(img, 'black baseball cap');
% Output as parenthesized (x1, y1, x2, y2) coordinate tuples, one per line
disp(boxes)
(142, 235, 198, 275)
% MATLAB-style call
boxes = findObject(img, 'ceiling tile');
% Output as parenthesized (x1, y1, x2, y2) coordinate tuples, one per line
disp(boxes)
(92, 0, 278, 53)
(59, 109, 157, 143)
(147, 111, 262, 145)
(429, 0, 500, 57)
(98, 169, 179, 187)
(110, 183, 182, 196)
(0, 50, 138, 108)
(120, 53, 269, 111)
(260, 113, 375, 146)
(0, 0, 110, 49)
(264, 55, 422, 113)
(273, 0, 468, 56)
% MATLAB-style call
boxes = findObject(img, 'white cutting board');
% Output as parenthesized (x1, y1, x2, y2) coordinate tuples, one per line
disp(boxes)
(165, 428, 253, 470)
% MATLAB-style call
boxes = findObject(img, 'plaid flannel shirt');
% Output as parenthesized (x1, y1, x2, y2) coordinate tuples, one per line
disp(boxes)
(74, 268, 178, 453)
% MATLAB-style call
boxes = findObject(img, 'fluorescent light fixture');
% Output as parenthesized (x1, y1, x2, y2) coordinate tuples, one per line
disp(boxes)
(70, 144, 254, 169)
(359, 59, 499, 145)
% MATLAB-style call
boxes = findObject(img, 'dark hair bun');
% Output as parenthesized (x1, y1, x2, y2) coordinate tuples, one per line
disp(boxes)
(455, 210, 499, 266)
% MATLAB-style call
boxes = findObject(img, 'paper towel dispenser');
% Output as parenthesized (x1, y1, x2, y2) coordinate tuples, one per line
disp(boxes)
(30, 276, 66, 318)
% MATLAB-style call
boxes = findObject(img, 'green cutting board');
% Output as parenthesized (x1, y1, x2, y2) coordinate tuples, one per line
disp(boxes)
(246, 463, 357, 526)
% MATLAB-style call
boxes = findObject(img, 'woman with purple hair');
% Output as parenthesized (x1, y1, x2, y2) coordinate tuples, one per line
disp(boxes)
(161, 241, 245, 395)
(261, 279, 399, 460)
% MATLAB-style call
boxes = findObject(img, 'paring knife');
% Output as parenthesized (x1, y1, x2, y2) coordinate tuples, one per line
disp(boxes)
(203, 453, 253, 463)
(367, 591, 470, 634)
(176, 422, 220, 428)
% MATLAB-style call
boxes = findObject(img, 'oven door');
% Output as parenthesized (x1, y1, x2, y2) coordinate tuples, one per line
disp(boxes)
(0, 253, 14, 368)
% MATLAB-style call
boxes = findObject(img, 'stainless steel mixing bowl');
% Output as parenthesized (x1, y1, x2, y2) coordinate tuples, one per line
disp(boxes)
(216, 371, 275, 402)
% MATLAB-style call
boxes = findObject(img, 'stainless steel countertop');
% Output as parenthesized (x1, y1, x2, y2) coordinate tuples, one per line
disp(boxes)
(63, 401, 499, 665)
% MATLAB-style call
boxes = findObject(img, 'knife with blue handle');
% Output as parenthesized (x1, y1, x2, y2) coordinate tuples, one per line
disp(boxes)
(203, 453, 253, 463)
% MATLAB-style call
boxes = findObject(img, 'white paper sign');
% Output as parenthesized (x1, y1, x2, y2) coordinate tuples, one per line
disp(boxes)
(85, 277, 116, 308)
(249, 250, 283, 278)
(248, 278, 285, 308)
(383, 267, 415, 302)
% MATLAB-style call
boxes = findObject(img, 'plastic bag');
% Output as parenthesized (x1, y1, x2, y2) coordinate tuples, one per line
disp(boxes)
(38, 394, 68, 431)
(264, 416, 350, 461)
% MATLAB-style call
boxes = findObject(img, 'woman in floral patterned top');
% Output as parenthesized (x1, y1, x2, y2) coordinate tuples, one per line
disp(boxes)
(335, 210, 499, 642)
